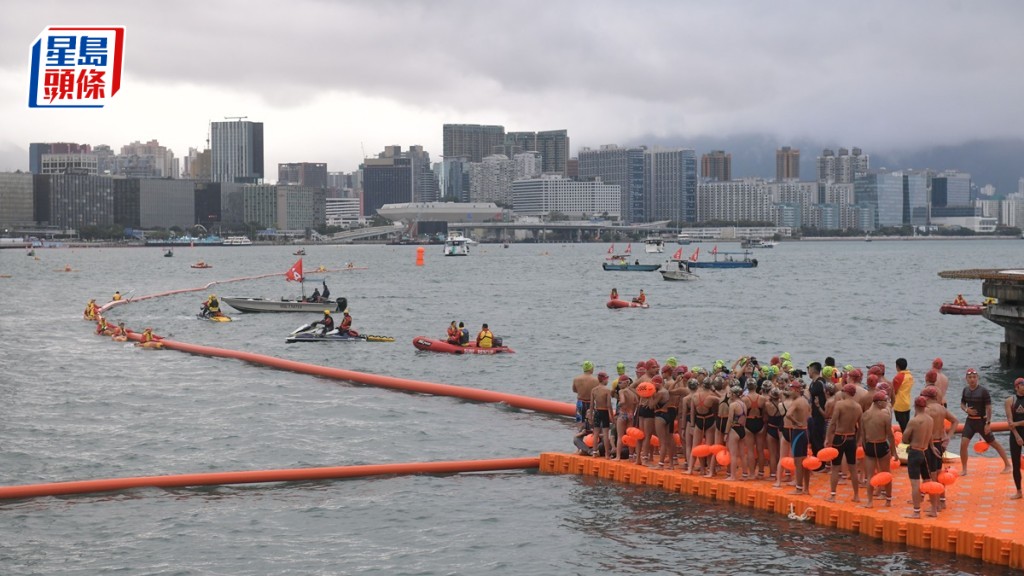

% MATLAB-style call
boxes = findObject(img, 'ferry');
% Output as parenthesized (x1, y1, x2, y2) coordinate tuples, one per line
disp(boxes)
(224, 236, 253, 246)
(145, 235, 224, 247)
(443, 231, 470, 256)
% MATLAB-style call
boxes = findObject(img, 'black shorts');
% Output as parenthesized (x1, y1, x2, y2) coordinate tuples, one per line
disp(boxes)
(907, 447, 930, 481)
(927, 441, 944, 473)
(862, 440, 890, 459)
(962, 418, 996, 443)
(832, 433, 858, 465)
(637, 406, 655, 419)
(593, 409, 611, 429)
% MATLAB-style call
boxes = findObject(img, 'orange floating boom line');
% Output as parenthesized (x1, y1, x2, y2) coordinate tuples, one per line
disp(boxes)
(124, 332, 577, 418)
(0, 457, 540, 501)
(97, 272, 287, 313)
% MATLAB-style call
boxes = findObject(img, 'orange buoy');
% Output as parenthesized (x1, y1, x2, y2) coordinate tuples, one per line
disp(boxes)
(780, 457, 795, 471)
(921, 481, 945, 495)
(870, 471, 893, 487)
(416, 246, 425, 266)
(621, 434, 638, 447)
(583, 433, 595, 447)
(974, 440, 990, 453)
(855, 446, 865, 459)
(937, 470, 957, 486)
(893, 431, 903, 444)
(715, 450, 731, 466)
(708, 444, 725, 455)
(691, 444, 711, 458)
(636, 382, 655, 398)
(650, 435, 661, 448)
(802, 456, 821, 470)
(626, 427, 645, 439)
(673, 433, 682, 447)
(817, 447, 839, 462)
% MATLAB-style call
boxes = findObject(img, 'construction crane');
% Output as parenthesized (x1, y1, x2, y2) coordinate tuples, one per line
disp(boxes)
(224, 116, 248, 121)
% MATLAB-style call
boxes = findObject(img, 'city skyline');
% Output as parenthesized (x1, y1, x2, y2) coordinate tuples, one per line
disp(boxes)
(2, 2, 1024, 186)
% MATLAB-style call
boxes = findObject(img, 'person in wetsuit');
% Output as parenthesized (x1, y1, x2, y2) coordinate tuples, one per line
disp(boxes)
(1004, 378, 1024, 500)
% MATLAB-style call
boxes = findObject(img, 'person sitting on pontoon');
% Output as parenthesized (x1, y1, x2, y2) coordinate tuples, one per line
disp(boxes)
(954, 294, 969, 306)
(632, 289, 646, 305)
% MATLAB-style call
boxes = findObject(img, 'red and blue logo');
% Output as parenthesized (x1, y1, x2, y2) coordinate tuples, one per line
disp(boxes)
(28, 26, 125, 108)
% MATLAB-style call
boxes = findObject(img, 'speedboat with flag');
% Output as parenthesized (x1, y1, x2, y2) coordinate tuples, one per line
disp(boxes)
(685, 246, 757, 269)
(660, 247, 700, 281)
(222, 258, 348, 313)
(605, 242, 633, 260)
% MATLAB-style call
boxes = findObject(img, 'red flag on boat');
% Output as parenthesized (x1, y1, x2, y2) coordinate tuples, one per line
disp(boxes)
(607, 243, 614, 254)
(711, 245, 718, 255)
(286, 258, 303, 282)
(625, 243, 632, 255)
(672, 247, 683, 260)
(689, 247, 699, 262)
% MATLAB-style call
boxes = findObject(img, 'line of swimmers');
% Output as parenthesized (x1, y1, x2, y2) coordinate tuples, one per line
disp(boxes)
(572, 355, 1024, 517)
(92, 314, 161, 348)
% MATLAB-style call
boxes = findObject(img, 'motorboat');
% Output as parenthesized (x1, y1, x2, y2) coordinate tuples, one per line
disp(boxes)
(293, 248, 306, 256)
(412, 336, 514, 355)
(602, 260, 661, 272)
(684, 247, 757, 269)
(164, 248, 174, 257)
(191, 261, 212, 269)
(444, 231, 470, 256)
(224, 236, 253, 246)
(223, 296, 346, 313)
(643, 237, 665, 254)
(660, 258, 699, 281)
(740, 238, 777, 249)
(223, 258, 347, 313)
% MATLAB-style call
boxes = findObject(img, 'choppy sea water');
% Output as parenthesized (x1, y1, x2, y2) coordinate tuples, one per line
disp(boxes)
(0, 239, 1019, 575)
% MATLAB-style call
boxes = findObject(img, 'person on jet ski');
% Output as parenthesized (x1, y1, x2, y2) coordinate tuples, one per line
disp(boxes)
(201, 294, 221, 318)
(308, 309, 335, 337)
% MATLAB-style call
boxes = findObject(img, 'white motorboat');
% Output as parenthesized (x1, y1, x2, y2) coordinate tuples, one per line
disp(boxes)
(643, 237, 665, 254)
(660, 258, 699, 281)
(444, 231, 470, 256)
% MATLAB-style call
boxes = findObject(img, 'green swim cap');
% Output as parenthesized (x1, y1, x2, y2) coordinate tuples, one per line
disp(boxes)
(781, 352, 791, 362)
(844, 364, 855, 373)
(822, 366, 835, 378)
(616, 362, 626, 375)
(691, 366, 704, 374)
(667, 357, 678, 368)
(782, 360, 793, 371)
(583, 360, 594, 371)
(714, 359, 725, 369)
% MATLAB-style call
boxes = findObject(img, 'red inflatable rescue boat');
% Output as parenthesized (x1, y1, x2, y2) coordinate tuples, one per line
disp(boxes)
(412, 337, 515, 355)
(607, 299, 649, 309)
(939, 303, 984, 315)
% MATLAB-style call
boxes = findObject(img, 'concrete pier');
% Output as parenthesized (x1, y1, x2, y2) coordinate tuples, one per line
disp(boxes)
(939, 269, 1024, 366)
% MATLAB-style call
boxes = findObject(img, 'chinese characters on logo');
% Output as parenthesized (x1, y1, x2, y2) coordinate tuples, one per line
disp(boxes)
(29, 26, 125, 108)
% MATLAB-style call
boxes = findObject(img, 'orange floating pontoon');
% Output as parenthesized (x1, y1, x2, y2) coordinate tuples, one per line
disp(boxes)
(542, 452, 1024, 571)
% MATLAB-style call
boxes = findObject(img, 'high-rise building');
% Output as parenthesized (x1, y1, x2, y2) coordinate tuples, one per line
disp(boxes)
(504, 130, 570, 176)
(696, 179, 774, 223)
(278, 162, 328, 188)
(184, 147, 211, 181)
(439, 157, 470, 202)
(210, 119, 264, 184)
(29, 142, 91, 174)
(854, 171, 905, 228)
(0, 173, 35, 227)
(362, 156, 413, 216)
(40, 153, 98, 175)
(644, 148, 697, 223)
(511, 175, 620, 219)
(120, 140, 178, 178)
(817, 147, 869, 183)
(930, 171, 971, 208)
(578, 145, 646, 223)
(468, 154, 514, 205)
(34, 173, 114, 229)
(700, 150, 731, 182)
(776, 146, 800, 181)
(443, 124, 505, 163)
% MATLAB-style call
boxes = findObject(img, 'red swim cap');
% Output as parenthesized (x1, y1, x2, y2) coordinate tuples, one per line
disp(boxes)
(925, 370, 937, 383)
(842, 384, 857, 396)
(873, 391, 888, 402)
(932, 357, 943, 369)
(914, 396, 928, 408)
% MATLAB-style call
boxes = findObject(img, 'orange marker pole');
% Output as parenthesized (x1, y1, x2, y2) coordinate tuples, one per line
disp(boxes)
(0, 457, 540, 501)
(416, 246, 425, 266)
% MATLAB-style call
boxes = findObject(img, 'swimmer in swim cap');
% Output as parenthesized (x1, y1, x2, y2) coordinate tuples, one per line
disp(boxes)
(582, 360, 594, 372)
(616, 362, 626, 375)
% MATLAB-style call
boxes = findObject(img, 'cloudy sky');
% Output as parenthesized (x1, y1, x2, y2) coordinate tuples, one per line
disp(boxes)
(1, 1, 1022, 177)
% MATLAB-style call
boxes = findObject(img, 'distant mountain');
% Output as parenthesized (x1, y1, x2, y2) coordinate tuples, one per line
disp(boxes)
(624, 134, 1024, 196)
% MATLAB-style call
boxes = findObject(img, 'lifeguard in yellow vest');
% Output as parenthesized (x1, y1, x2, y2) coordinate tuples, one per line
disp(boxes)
(84, 299, 98, 320)
(476, 323, 494, 349)
(953, 294, 968, 306)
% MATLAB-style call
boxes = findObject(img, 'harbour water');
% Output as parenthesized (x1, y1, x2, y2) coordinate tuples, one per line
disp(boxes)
(0, 239, 1019, 575)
